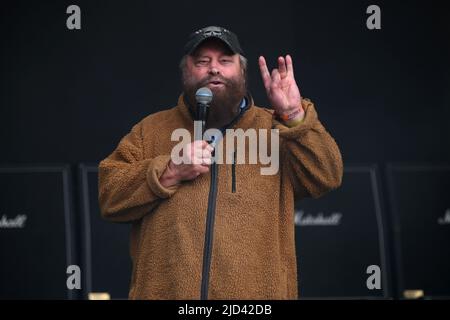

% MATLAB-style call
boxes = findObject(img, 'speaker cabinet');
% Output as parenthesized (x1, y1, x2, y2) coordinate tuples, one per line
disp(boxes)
(295, 165, 390, 299)
(387, 164, 450, 299)
(0, 165, 76, 299)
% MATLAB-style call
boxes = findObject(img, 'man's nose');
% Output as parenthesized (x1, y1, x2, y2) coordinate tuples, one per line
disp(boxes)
(208, 61, 220, 75)
(209, 67, 219, 75)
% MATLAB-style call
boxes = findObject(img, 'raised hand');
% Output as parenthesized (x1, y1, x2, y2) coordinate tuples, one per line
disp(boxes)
(258, 55, 303, 118)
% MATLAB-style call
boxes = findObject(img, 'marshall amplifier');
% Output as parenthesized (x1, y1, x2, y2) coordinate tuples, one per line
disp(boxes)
(0, 165, 76, 299)
(79, 164, 131, 300)
(295, 165, 391, 299)
(387, 164, 450, 299)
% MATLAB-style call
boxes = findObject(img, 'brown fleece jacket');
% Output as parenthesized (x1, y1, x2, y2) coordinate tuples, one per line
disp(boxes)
(98, 95, 343, 300)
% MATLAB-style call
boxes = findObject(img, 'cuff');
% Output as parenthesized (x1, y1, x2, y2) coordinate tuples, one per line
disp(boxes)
(146, 155, 179, 199)
(272, 98, 319, 140)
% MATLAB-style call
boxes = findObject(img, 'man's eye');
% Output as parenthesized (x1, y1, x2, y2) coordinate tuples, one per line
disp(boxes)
(221, 59, 232, 64)
(197, 60, 209, 65)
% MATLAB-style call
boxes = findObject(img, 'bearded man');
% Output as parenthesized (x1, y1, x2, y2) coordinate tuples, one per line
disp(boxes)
(98, 26, 343, 300)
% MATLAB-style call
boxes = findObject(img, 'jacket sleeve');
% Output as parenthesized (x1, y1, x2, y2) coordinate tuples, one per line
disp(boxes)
(274, 98, 343, 199)
(98, 121, 179, 223)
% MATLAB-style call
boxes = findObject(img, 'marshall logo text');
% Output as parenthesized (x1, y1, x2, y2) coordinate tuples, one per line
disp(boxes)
(294, 210, 343, 227)
(0, 214, 27, 229)
(437, 209, 450, 225)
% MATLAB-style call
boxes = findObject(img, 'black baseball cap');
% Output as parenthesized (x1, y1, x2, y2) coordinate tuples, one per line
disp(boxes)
(184, 26, 244, 55)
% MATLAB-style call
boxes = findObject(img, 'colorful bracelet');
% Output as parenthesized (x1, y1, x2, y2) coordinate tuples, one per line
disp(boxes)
(277, 108, 303, 121)
(273, 107, 304, 124)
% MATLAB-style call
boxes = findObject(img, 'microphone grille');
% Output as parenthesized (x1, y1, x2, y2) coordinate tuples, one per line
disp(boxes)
(195, 87, 213, 105)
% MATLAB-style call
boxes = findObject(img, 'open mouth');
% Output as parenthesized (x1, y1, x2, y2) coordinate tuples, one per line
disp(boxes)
(209, 81, 223, 85)
(208, 79, 225, 87)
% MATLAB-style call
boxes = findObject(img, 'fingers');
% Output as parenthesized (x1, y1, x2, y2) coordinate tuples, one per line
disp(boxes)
(258, 56, 271, 91)
(175, 140, 214, 181)
(192, 141, 213, 154)
(192, 151, 212, 164)
(200, 157, 212, 166)
(205, 143, 214, 154)
(192, 157, 211, 166)
(278, 56, 287, 78)
(194, 165, 210, 175)
(183, 164, 209, 181)
(277, 55, 294, 79)
(286, 54, 295, 78)
(191, 140, 213, 165)
(198, 140, 212, 149)
(260, 55, 295, 92)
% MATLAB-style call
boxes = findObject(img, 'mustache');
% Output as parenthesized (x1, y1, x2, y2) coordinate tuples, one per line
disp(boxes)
(197, 75, 231, 87)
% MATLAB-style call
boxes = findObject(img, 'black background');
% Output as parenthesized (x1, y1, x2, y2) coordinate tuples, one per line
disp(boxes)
(2, 0, 449, 165)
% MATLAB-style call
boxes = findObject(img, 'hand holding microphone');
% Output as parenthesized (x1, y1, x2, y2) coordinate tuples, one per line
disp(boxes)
(159, 87, 214, 188)
(160, 141, 214, 188)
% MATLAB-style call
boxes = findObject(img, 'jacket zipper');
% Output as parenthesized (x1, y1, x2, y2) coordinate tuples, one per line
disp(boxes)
(199, 100, 249, 300)
(232, 151, 236, 193)
(200, 156, 218, 300)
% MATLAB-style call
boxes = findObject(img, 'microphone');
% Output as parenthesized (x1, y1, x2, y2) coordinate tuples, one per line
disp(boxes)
(195, 87, 213, 138)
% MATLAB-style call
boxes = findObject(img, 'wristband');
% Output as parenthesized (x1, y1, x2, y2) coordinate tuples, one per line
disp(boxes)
(277, 108, 303, 121)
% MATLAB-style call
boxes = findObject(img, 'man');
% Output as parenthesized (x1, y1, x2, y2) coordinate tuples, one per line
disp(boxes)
(98, 26, 343, 299)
